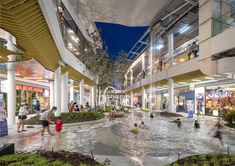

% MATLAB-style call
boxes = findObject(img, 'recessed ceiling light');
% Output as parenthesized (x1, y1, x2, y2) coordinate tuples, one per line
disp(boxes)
(156, 44, 164, 50)
(179, 58, 185, 62)
(205, 76, 214, 80)
(179, 25, 190, 34)
(211, 75, 221, 77)
(192, 79, 201, 82)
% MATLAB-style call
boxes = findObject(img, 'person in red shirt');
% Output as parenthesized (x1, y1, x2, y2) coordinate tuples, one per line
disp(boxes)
(55, 116, 63, 137)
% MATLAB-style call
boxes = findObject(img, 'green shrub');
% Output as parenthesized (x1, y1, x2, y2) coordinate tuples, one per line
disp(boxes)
(172, 163, 180, 166)
(222, 157, 230, 164)
(199, 154, 207, 161)
(25, 112, 105, 125)
(222, 110, 235, 127)
(0, 154, 71, 166)
(140, 109, 150, 112)
(201, 161, 210, 166)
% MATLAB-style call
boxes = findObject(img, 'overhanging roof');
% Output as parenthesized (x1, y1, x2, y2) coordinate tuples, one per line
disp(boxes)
(0, 0, 94, 86)
(68, 0, 173, 26)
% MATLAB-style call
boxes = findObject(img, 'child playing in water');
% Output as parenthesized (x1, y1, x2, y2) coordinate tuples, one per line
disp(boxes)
(194, 120, 200, 129)
(55, 116, 63, 137)
(131, 123, 139, 134)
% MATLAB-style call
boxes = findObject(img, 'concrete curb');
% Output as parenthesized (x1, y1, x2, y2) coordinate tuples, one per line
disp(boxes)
(223, 125, 235, 132)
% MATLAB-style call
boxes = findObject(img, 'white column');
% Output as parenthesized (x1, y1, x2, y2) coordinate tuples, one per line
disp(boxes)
(69, 79, 74, 102)
(6, 33, 16, 125)
(91, 86, 95, 108)
(7, 55, 16, 125)
(168, 78, 175, 112)
(49, 81, 54, 109)
(54, 66, 61, 116)
(79, 79, 84, 106)
(130, 69, 133, 85)
(141, 87, 146, 109)
(61, 72, 68, 113)
(124, 74, 127, 87)
(142, 55, 145, 71)
(130, 91, 134, 108)
(168, 33, 174, 67)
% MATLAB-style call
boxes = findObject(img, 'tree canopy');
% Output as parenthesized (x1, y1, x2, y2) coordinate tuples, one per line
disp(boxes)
(78, 41, 130, 90)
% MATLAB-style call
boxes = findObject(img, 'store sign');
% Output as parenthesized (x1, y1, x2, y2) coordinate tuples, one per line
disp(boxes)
(207, 88, 232, 98)
(16, 85, 43, 93)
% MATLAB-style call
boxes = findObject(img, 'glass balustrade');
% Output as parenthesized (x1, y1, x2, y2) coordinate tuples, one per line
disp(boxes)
(212, 0, 235, 36)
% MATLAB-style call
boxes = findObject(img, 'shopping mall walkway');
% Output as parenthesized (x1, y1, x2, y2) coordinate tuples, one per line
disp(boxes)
(1, 111, 235, 166)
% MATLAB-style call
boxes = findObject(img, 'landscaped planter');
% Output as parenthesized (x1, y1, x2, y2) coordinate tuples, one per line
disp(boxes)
(25, 112, 105, 125)
(167, 154, 235, 166)
(0, 150, 101, 166)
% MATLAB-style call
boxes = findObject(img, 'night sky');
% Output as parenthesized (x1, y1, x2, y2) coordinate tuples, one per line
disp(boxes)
(96, 22, 148, 60)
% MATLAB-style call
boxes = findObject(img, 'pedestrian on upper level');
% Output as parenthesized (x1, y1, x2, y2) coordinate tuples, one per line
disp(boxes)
(191, 41, 199, 58)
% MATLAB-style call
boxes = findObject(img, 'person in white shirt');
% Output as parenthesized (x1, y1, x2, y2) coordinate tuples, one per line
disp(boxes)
(40, 106, 57, 136)
(17, 103, 29, 133)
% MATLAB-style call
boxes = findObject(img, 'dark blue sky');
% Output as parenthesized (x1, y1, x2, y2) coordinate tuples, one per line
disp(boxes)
(96, 22, 148, 59)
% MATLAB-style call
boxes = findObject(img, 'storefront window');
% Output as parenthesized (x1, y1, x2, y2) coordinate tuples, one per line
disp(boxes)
(195, 87, 205, 115)
(206, 87, 235, 116)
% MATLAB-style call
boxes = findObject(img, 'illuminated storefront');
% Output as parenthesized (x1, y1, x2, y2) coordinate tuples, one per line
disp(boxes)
(205, 86, 235, 116)
(15, 85, 49, 111)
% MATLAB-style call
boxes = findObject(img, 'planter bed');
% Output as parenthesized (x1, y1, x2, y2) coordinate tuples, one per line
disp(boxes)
(0, 150, 101, 166)
(167, 153, 235, 166)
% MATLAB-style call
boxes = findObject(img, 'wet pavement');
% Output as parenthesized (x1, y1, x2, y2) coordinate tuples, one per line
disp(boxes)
(1, 111, 235, 166)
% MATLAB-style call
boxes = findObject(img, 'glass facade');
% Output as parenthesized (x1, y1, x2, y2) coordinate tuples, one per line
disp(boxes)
(212, 0, 235, 36)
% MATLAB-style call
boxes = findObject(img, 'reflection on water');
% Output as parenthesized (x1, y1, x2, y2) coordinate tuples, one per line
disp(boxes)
(4, 112, 235, 159)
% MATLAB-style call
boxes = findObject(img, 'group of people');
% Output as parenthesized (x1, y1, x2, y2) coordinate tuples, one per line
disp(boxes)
(68, 101, 92, 112)
(131, 121, 147, 133)
(68, 101, 83, 112)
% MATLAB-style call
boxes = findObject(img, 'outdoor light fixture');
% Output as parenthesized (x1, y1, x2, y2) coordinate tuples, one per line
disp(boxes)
(156, 44, 164, 50)
(179, 25, 190, 34)
(205, 76, 214, 80)
(68, 43, 72, 49)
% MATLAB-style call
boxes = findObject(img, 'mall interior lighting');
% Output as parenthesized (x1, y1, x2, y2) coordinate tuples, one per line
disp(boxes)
(156, 44, 164, 50)
(192, 79, 201, 82)
(205, 76, 214, 80)
(179, 25, 190, 34)
(211, 74, 221, 77)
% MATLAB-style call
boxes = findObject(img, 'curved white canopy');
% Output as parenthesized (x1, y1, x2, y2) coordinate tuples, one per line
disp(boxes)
(68, 0, 173, 26)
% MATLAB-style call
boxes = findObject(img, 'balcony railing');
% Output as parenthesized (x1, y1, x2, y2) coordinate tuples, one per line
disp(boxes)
(128, 39, 199, 87)
(53, 0, 85, 58)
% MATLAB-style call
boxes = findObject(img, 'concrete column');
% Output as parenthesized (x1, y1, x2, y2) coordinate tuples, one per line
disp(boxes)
(130, 69, 133, 85)
(54, 66, 61, 116)
(7, 55, 16, 125)
(69, 79, 74, 102)
(6, 33, 16, 125)
(168, 78, 175, 112)
(79, 79, 84, 106)
(61, 72, 68, 112)
(141, 87, 146, 109)
(142, 55, 145, 71)
(49, 81, 54, 109)
(168, 33, 174, 67)
(124, 74, 127, 87)
(130, 91, 134, 108)
(90, 86, 95, 108)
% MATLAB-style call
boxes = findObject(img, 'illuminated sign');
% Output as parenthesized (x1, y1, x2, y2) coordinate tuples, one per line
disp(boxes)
(16, 85, 43, 93)
(207, 88, 233, 98)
